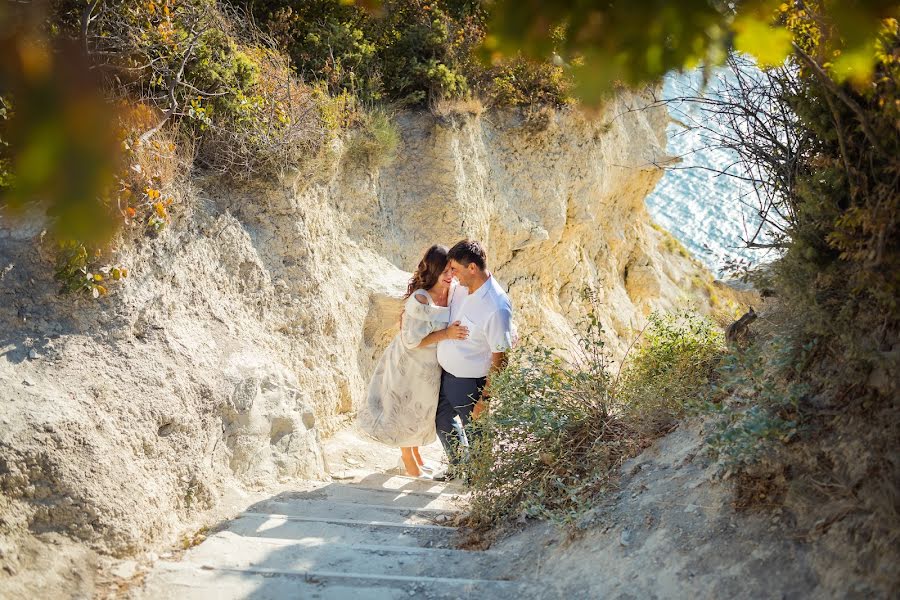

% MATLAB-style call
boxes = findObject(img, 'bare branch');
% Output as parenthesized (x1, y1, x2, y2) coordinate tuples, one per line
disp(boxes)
(138, 27, 205, 146)
(791, 42, 885, 155)
(81, 0, 104, 56)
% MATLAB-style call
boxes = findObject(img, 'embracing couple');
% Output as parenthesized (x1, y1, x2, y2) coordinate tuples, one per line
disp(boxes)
(358, 240, 514, 480)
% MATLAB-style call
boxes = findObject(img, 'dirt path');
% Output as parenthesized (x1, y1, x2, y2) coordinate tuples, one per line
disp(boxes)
(138, 427, 539, 599)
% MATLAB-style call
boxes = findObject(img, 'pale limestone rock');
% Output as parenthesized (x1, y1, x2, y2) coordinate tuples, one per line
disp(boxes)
(220, 352, 325, 485)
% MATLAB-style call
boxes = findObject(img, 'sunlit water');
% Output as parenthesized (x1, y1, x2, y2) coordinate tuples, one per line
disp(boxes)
(644, 68, 775, 278)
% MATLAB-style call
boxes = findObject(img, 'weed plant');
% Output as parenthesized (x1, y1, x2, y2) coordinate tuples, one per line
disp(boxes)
(345, 108, 401, 167)
(618, 310, 725, 435)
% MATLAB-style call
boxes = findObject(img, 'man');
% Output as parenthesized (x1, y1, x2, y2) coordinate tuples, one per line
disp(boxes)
(434, 240, 514, 479)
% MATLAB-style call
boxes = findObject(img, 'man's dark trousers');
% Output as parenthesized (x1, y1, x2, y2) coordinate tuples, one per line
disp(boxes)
(435, 370, 486, 467)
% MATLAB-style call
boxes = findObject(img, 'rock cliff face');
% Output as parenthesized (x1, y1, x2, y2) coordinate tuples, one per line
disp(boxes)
(0, 91, 719, 582)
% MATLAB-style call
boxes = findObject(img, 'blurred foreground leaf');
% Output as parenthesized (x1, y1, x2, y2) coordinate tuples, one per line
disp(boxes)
(733, 15, 792, 67)
(1, 4, 120, 244)
(471, 0, 898, 100)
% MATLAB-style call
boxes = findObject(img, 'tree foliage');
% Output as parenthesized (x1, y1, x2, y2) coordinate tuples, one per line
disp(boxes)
(236, 0, 572, 106)
(1, 0, 897, 291)
(479, 0, 898, 101)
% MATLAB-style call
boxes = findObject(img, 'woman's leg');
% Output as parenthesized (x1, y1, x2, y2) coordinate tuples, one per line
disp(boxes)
(412, 447, 424, 466)
(400, 447, 421, 477)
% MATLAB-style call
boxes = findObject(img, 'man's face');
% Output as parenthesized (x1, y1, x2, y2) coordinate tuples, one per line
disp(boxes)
(449, 259, 473, 287)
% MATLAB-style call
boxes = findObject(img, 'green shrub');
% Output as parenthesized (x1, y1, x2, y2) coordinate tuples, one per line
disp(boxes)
(238, 0, 571, 108)
(54, 240, 129, 297)
(480, 56, 574, 108)
(468, 317, 634, 527)
(702, 317, 812, 467)
(705, 404, 798, 468)
(372, 0, 477, 105)
(468, 310, 725, 528)
(242, 0, 380, 99)
(193, 45, 326, 176)
(618, 310, 725, 434)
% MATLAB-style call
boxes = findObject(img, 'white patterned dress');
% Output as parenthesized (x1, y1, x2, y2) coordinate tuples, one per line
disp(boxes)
(358, 290, 450, 447)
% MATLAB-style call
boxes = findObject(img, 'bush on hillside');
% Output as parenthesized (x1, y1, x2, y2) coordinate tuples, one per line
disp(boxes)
(479, 56, 574, 107)
(243, 0, 379, 99)
(690, 5, 899, 479)
(618, 311, 725, 434)
(467, 310, 725, 528)
(11, 0, 335, 296)
(80, 0, 326, 177)
(345, 107, 400, 167)
(672, 8, 899, 583)
(238, 0, 572, 107)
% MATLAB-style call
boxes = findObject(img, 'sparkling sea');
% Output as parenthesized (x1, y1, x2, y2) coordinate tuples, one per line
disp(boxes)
(644, 68, 775, 277)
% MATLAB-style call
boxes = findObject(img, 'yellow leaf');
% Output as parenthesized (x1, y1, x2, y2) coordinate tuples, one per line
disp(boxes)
(733, 16, 793, 67)
(831, 43, 876, 86)
(154, 202, 167, 218)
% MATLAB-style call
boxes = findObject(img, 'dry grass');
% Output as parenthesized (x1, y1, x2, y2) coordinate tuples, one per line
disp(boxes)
(344, 108, 400, 168)
(429, 96, 485, 119)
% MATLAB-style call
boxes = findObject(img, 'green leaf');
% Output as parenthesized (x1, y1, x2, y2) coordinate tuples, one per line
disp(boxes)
(733, 15, 793, 67)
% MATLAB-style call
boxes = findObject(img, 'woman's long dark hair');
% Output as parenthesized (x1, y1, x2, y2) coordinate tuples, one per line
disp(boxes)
(406, 244, 448, 298)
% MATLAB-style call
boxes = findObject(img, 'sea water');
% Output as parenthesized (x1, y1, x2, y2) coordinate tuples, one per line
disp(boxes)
(644, 68, 776, 278)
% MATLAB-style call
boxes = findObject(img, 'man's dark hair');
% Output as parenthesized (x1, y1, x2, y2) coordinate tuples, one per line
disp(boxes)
(447, 239, 487, 270)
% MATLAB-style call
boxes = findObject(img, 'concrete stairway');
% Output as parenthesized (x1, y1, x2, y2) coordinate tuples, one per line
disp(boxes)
(140, 473, 537, 599)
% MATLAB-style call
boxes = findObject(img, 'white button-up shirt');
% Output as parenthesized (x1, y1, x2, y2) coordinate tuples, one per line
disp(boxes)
(437, 275, 514, 378)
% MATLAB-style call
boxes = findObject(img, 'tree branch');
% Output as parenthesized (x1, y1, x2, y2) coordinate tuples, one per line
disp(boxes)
(791, 42, 885, 155)
(80, 0, 104, 56)
(138, 27, 204, 146)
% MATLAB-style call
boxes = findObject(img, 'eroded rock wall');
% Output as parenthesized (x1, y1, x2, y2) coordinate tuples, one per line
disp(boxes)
(0, 92, 719, 579)
(364, 100, 711, 356)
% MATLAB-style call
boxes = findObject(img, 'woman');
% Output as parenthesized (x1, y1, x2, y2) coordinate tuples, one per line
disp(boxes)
(358, 244, 468, 477)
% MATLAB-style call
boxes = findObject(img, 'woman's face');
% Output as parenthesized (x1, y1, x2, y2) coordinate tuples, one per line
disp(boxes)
(438, 263, 453, 287)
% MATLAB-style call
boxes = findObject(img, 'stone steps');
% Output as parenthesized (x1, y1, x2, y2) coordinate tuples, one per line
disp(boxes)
(181, 532, 512, 579)
(247, 498, 456, 524)
(265, 484, 466, 511)
(144, 563, 533, 600)
(225, 512, 458, 548)
(139, 476, 537, 599)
